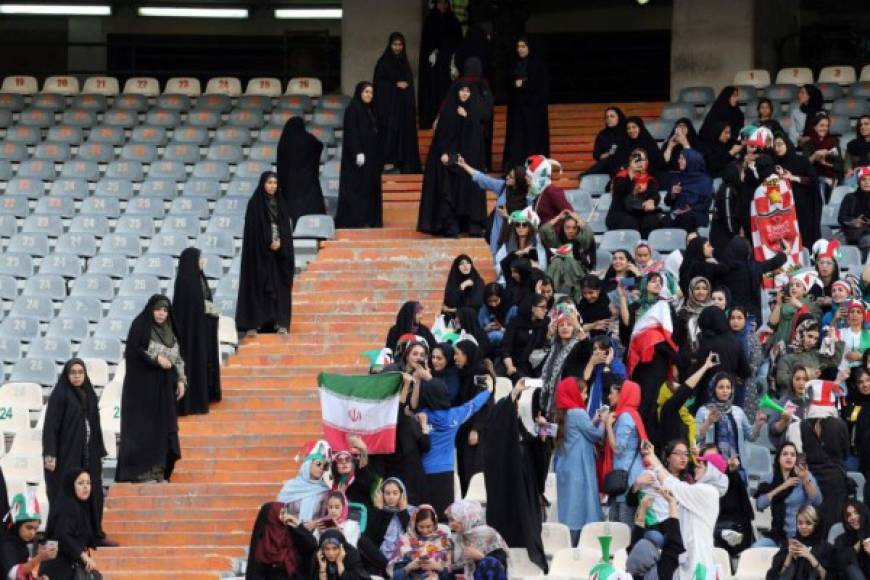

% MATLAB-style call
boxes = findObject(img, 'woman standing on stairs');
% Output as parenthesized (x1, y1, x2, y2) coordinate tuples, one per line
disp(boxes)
(116, 295, 185, 483)
(174, 247, 221, 415)
(503, 37, 550, 169)
(418, 0, 462, 130)
(374, 32, 421, 174)
(277, 116, 326, 226)
(236, 171, 295, 336)
(335, 82, 384, 229)
(42, 358, 112, 545)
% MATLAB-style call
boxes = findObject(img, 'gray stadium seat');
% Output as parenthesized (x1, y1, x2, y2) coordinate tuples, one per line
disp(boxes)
(34, 196, 75, 218)
(93, 317, 130, 341)
(206, 144, 243, 163)
(5, 125, 40, 145)
(849, 82, 870, 98)
(47, 125, 84, 145)
(278, 94, 313, 112)
(131, 125, 168, 146)
(227, 109, 264, 129)
(226, 178, 257, 197)
(85, 253, 128, 278)
(0, 315, 40, 342)
(320, 174, 339, 200)
(0, 141, 27, 162)
(318, 94, 350, 110)
(228, 256, 241, 275)
(248, 143, 277, 162)
(105, 160, 144, 181)
(76, 141, 114, 163)
(0, 275, 18, 301)
(88, 125, 126, 145)
(145, 109, 181, 128)
(257, 126, 283, 144)
(0, 337, 20, 363)
(181, 179, 221, 200)
(206, 214, 244, 237)
(308, 125, 336, 146)
(195, 94, 232, 112)
(9, 357, 56, 385)
(828, 115, 851, 137)
(61, 109, 98, 128)
(115, 93, 148, 111)
(71, 273, 115, 301)
(294, 214, 335, 240)
(7, 234, 49, 257)
(0, 160, 11, 181)
(161, 215, 201, 237)
(10, 295, 54, 322)
(30, 336, 73, 363)
(45, 315, 89, 343)
(22, 273, 66, 300)
(101, 233, 143, 257)
(0, 93, 25, 112)
(149, 232, 190, 256)
(103, 109, 138, 128)
(196, 232, 235, 257)
(161, 143, 200, 164)
(766, 84, 798, 102)
(156, 94, 191, 111)
(171, 125, 209, 145)
(832, 97, 867, 118)
(213, 292, 237, 318)
(600, 229, 641, 252)
(677, 86, 715, 105)
(198, 252, 224, 278)
(18, 108, 53, 128)
(188, 109, 221, 128)
(39, 252, 83, 278)
(312, 110, 342, 128)
(60, 160, 99, 181)
(817, 83, 844, 102)
(648, 228, 688, 252)
(214, 196, 248, 216)
(0, 195, 30, 218)
(139, 178, 178, 200)
(215, 126, 251, 145)
(0, 215, 16, 238)
(132, 253, 176, 278)
(57, 232, 98, 258)
(147, 160, 187, 181)
(115, 215, 156, 238)
(59, 295, 102, 322)
(93, 178, 134, 199)
(269, 109, 300, 127)
(121, 143, 157, 164)
(21, 215, 63, 236)
(77, 337, 123, 364)
(80, 197, 121, 218)
(17, 159, 57, 180)
(0, 110, 10, 129)
(7, 177, 45, 199)
(108, 295, 148, 319)
(72, 93, 107, 111)
(238, 94, 272, 111)
(236, 160, 272, 179)
(33, 142, 71, 163)
(839, 245, 863, 269)
(192, 161, 230, 181)
(821, 204, 840, 229)
(69, 215, 109, 238)
(32, 93, 65, 111)
(169, 197, 210, 219)
(117, 274, 161, 297)
(124, 197, 165, 219)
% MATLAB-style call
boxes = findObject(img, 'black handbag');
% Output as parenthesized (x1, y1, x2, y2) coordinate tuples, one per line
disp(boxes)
(602, 446, 640, 497)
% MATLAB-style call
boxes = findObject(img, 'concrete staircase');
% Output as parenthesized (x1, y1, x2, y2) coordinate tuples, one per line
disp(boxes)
(96, 101, 662, 578)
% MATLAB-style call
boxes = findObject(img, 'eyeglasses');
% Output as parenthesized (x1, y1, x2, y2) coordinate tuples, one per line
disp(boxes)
(669, 450, 689, 457)
(335, 456, 353, 464)
(515, 223, 530, 228)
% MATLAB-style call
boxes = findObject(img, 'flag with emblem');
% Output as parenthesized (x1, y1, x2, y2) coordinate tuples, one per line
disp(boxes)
(750, 174, 803, 289)
(319, 372, 404, 453)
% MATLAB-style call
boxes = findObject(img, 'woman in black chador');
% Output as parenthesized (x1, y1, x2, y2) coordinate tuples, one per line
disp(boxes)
(42, 358, 108, 541)
(374, 32, 421, 174)
(418, 0, 462, 130)
(276, 116, 325, 225)
(236, 171, 295, 335)
(116, 295, 185, 483)
(335, 82, 384, 229)
(417, 82, 488, 237)
(174, 247, 221, 414)
(503, 37, 550, 168)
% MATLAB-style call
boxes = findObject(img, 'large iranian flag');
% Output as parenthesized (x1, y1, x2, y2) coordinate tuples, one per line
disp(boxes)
(318, 372, 403, 454)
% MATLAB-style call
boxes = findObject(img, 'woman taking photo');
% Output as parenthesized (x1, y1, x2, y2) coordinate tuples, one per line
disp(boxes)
(608, 117, 664, 180)
(453, 340, 494, 496)
(665, 149, 714, 233)
(245, 501, 318, 580)
(335, 82, 384, 229)
(236, 171, 294, 336)
(0, 491, 57, 579)
(765, 505, 832, 580)
(661, 117, 700, 172)
(41, 469, 100, 580)
(606, 148, 669, 238)
(585, 106, 626, 176)
(772, 132, 820, 247)
(503, 37, 549, 168)
(116, 295, 185, 483)
(833, 499, 870, 578)
(694, 372, 765, 463)
(374, 32, 421, 174)
(387, 506, 452, 580)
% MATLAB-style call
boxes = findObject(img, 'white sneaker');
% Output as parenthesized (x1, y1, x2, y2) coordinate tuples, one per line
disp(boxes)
(721, 529, 743, 547)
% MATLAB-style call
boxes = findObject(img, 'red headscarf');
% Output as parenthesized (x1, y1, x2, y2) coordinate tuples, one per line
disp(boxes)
(597, 380, 648, 489)
(254, 502, 298, 576)
(555, 377, 586, 410)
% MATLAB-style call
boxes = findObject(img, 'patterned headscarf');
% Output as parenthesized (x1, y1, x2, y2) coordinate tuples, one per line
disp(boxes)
(447, 499, 510, 577)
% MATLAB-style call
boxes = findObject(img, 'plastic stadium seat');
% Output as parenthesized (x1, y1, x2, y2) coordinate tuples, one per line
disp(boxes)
(80, 197, 121, 219)
(216, 275, 239, 297)
(0, 337, 21, 363)
(677, 86, 715, 105)
(22, 216, 63, 236)
(226, 178, 258, 198)
(268, 109, 301, 128)
(648, 228, 688, 252)
(34, 142, 71, 163)
(839, 245, 863, 270)
(817, 82, 845, 102)
(238, 94, 273, 113)
(227, 109, 264, 129)
(45, 315, 89, 343)
(40, 253, 83, 278)
(60, 160, 98, 181)
(101, 233, 143, 257)
(162, 143, 200, 164)
(0, 141, 27, 162)
(192, 160, 230, 181)
(244, 77, 282, 97)
(122, 77, 160, 97)
(57, 233, 98, 258)
(278, 94, 314, 112)
(5, 125, 40, 145)
(172, 125, 209, 145)
(599, 229, 641, 253)
(148, 160, 188, 182)
(30, 337, 73, 363)
(832, 97, 868, 118)
(18, 108, 53, 128)
(85, 253, 128, 278)
(163, 77, 201, 97)
(205, 76, 241, 97)
(188, 109, 221, 129)
(733, 69, 770, 88)
(214, 196, 248, 216)
(196, 94, 232, 113)
(828, 115, 851, 137)
(318, 94, 350, 111)
(108, 296, 148, 321)
(6, 177, 44, 199)
(170, 197, 210, 219)
(213, 292, 236, 318)
(115, 215, 156, 238)
(1, 75, 38, 95)
(69, 215, 109, 238)
(0, 315, 39, 342)
(72, 93, 107, 111)
(861, 66, 870, 82)
(8, 357, 55, 386)
(105, 160, 144, 181)
(0, 216, 16, 239)
(308, 125, 336, 146)
(76, 142, 114, 163)
(181, 179, 221, 201)
(236, 160, 272, 180)
(294, 214, 335, 240)
(132, 254, 175, 278)
(196, 232, 235, 258)
(117, 274, 161, 298)
(206, 143, 243, 163)
(103, 109, 139, 128)
(93, 317, 130, 341)
(849, 82, 870, 99)
(140, 178, 179, 200)
(59, 296, 102, 322)
(81, 358, 110, 387)
(82, 76, 119, 96)
(10, 295, 54, 321)
(89, 126, 125, 146)
(734, 547, 777, 580)
(93, 178, 134, 200)
(36, 196, 76, 219)
(0, 110, 10, 129)
(0, 93, 24, 113)
(155, 93, 191, 112)
(817, 65, 855, 86)
(70, 274, 115, 302)
(149, 232, 190, 256)
(120, 143, 157, 164)
(18, 160, 56, 180)
(7, 233, 49, 257)
(58, 108, 96, 128)
(286, 77, 322, 98)
(775, 67, 813, 85)
(145, 109, 181, 128)
(22, 273, 65, 300)
(215, 126, 251, 146)
(643, 119, 667, 142)
(32, 93, 64, 111)
(125, 197, 165, 219)
(78, 337, 122, 364)
(313, 110, 342, 128)
(766, 84, 799, 102)
(198, 252, 225, 279)
(0, 195, 30, 219)
(206, 214, 244, 237)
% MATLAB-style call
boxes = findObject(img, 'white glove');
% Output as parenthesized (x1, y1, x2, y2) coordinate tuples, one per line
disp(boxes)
(428, 50, 438, 66)
(356, 153, 365, 167)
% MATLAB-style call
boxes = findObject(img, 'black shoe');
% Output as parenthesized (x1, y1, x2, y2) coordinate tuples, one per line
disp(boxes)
(96, 536, 120, 547)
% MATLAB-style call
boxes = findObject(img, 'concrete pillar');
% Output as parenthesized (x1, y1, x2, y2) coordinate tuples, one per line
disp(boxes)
(340, 0, 423, 95)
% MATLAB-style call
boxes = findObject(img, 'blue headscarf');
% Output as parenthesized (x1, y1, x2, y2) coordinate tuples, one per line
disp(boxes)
(277, 443, 331, 521)
(586, 337, 627, 416)
(669, 149, 714, 213)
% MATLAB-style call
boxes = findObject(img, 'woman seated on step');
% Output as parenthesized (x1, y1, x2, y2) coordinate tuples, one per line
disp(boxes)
(387, 505, 453, 580)
(0, 489, 58, 580)
(277, 440, 332, 525)
(40, 469, 100, 580)
(246, 501, 319, 580)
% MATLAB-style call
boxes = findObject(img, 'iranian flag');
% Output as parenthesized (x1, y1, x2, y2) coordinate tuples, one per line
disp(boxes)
(626, 301, 677, 377)
(318, 371, 403, 454)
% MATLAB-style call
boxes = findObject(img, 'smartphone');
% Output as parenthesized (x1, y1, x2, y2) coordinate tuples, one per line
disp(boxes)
(525, 378, 543, 389)
(710, 352, 720, 365)
(321, 518, 337, 528)
(598, 404, 610, 414)
(796, 453, 807, 468)
(473, 375, 488, 387)
(538, 422, 558, 438)
(783, 401, 798, 414)
(45, 540, 58, 550)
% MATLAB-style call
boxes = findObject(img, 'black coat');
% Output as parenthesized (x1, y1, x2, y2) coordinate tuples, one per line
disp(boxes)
(42, 358, 106, 533)
(441, 58, 494, 172)
(246, 502, 318, 580)
(503, 50, 550, 168)
(801, 416, 850, 534)
(774, 138, 821, 247)
(689, 307, 751, 410)
(374, 34, 420, 173)
(115, 295, 182, 482)
(41, 470, 98, 580)
(0, 535, 35, 579)
(277, 117, 325, 226)
(418, 5, 462, 130)
(364, 506, 412, 550)
(501, 311, 549, 377)
(719, 237, 787, 325)
(384, 301, 437, 353)
(236, 173, 295, 332)
(380, 409, 430, 506)
(335, 83, 383, 229)
(174, 247, 221, 414)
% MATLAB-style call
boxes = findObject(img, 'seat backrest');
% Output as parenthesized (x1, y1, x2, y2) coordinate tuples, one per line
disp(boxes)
(733, 69, 771, 88)
(818, 65, 856, 85)
(71, 273, 115, 301)
(734, 547, 778, 577)
(775, 67, 813, 85)
(205, 77, 242, 97)
(57, 232, 98, 258)
(541, 522, 573, 556)
(72, 93, 108, 111)
(93, 178, 134, 200)
(29, 336, 73, 363)
(45, 315, 90, 343)
(82, 76, 120, 96)
(131, 125, 168, 146)
(43, 75, 80, 95)
(1, 76, 38, 95)
(164, 77, 201, 97)
(577, 521, 631, 552)
(245, 77, 282, 97)
(123, 77, 161, 97)
(69, 215, 109, 238)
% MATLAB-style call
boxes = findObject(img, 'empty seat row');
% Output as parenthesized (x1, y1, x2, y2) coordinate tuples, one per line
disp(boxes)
(733, 65, 870, 88)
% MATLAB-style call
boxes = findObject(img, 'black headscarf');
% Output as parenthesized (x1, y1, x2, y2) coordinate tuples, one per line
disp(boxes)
(395, 301, 422, 335)
(698, 305, 729, 339)
(661, 117, 700, 169)
(457, 306, 490, 354)
(125, 294, 181, 358)
(419, 378, 452, 411)
(46, 468, 96, 551)
(610, 116, 663, 173)
(678, 236, 708, 294)
(799, 84, 824, 117)
(149, 296, 176, 347)
(699, 86, 744, 143)
(455, 339, 487, 403)
(276, 116, 325, 224)
(443, 254, 485, 310)
(847, 115, 870, 163)
(351, 81, 377, 130)
(593, 106, 627, 161)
